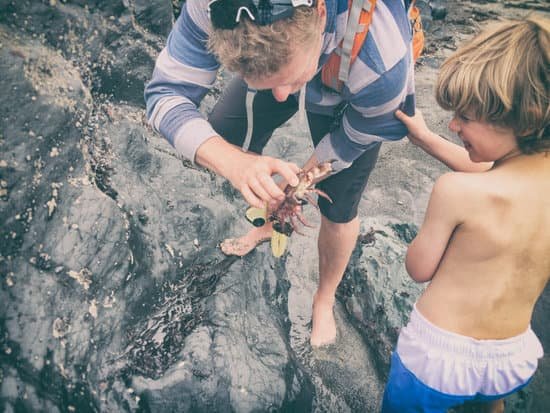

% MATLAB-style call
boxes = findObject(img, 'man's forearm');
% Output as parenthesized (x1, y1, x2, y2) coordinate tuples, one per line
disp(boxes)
(195, 135, 256, 183)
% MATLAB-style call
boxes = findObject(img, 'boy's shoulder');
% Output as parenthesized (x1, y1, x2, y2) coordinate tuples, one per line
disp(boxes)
(432, 171, 482, 196)
(431, 171, 491, 212)
(433, 169, 525, 215)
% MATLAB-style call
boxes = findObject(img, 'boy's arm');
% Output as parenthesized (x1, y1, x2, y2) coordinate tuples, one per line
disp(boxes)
(395, 110, 492, 173)
(405, 173, 463, 283)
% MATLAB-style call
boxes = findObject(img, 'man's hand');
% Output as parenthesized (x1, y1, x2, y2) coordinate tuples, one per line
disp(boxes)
(195, 136, 300, 209)
(228, 154, 300, 209)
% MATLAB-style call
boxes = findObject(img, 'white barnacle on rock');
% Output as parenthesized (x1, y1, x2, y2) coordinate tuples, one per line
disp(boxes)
(52, 317, 69, 338)
(67, 268, 92, 290)
(103, 294, 116, 308)
(164, 243, 175, 258)
(46, 197, 57, 217)
(49, 147, 60, 157)
(88, 299, 98, 319)
(46, 182, 63, 217)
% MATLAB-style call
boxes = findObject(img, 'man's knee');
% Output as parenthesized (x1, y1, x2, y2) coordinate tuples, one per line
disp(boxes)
(320, 214, 359, 231)
(318, 198, 361, 224)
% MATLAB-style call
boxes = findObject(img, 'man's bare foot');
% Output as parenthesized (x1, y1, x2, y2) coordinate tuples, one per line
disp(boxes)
(310, 293, 337, 347)
(220, 224, 273, 256)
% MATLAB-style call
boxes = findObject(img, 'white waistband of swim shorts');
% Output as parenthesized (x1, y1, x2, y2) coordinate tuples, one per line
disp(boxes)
(396, 304, 544, 396)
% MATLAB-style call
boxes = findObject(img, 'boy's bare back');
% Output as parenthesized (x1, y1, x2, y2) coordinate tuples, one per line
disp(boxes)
(382, 15, 549, 412)
(417, 153, 550, 340)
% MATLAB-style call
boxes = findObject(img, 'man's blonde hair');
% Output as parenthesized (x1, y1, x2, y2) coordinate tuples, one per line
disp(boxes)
(208, 6, 321, 81)
(435, 15, 549, 154)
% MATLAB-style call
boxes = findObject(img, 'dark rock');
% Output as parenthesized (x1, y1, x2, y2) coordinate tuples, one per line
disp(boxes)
(1, 1, 548, 412)
(415, 0, 433, 31)
(134, 0, 174, 37)
(0, 22, 314, 412)
(338, 223, 424, 376)
(0, 0, 160, 106)
(430, 0, 448, 20)
(65, 0, 128, 16)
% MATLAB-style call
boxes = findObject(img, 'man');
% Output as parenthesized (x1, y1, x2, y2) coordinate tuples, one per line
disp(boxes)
(145, 0, 415, 346)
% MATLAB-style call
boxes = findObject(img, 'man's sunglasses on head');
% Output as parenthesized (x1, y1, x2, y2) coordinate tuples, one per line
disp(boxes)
(208, 0, 314, 29)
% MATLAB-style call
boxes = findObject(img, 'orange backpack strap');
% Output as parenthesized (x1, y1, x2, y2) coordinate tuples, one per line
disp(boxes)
(409, 1, 424, 61)
(321, 0, 424, 92)
(321, 0, 377, 92)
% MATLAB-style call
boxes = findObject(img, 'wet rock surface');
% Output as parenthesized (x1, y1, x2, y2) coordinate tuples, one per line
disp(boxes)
(1, 1, 548, 412)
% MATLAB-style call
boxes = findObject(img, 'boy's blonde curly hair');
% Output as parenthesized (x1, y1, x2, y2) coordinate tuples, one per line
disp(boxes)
(208, 6, 321, 81)
(435, 15, 549, 154)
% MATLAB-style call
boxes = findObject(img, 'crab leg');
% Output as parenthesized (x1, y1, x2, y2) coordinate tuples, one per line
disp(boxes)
(268, 161, 336, 242)
(303, 193, 319, 209)
(295, 210, 314, 228)
(290, 216, 306, 235)
(313, 188, 333, 203)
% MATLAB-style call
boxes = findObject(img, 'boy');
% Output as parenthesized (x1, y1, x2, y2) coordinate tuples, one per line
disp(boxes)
(383, 15, 549, 412)
(144, 0, 416, 346)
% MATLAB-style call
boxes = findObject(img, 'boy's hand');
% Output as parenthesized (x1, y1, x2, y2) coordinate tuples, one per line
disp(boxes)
(394, 109, 492, 173)
(395, 109, 432, 148)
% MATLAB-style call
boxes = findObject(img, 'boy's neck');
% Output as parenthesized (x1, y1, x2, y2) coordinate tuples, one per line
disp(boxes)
(492, 148, 524, 169)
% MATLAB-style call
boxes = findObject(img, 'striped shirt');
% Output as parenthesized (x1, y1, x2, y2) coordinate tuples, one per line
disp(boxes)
(145, 0, 415, 170)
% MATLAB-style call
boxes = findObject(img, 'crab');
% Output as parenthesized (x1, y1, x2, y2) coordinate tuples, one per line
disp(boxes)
(269, 160, 335, 235)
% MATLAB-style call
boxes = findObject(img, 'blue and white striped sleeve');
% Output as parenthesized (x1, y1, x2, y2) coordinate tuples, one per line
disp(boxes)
(313, 0, 415, 171)
(144, 0, 220, 162)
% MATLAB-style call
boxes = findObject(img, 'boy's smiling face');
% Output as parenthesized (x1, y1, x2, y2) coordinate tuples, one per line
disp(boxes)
(449, 113, 519, 163)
